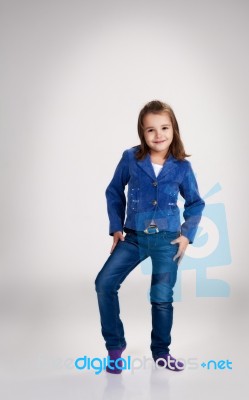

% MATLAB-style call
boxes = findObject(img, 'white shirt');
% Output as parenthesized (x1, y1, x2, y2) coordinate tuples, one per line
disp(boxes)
(152, 162, 163, 177)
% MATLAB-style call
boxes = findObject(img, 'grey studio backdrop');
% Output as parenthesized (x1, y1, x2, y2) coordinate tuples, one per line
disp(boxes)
(0, 0, 248, 399)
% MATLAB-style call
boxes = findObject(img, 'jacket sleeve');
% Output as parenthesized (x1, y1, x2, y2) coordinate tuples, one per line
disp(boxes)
(179, 161, 205, 244)
(105, 150, 130, 236)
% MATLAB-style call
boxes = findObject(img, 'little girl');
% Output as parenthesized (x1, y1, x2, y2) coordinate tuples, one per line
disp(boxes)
(95, 100, 205, 373)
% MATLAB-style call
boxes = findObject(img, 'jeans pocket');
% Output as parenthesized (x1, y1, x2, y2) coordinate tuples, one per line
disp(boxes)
(124, 231, 137, 243)
(162, 231, 180, 241)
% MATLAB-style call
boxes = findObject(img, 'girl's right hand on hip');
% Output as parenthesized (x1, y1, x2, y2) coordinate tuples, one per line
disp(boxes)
(110, 231, 125, 254)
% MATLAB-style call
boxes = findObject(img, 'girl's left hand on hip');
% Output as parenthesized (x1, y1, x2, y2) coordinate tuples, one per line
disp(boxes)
(171, 235, 189, 265)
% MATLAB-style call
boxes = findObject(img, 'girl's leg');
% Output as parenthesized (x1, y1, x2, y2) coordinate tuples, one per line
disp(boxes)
(149, 231, 180, 358)
(95, 232, 148, 350)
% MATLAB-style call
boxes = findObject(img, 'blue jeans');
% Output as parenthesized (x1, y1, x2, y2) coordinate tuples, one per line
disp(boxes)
(94, 229, 180, 358)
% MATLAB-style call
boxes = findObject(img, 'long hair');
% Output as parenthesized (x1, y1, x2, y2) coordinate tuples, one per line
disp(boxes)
(135, 100, 191, 160)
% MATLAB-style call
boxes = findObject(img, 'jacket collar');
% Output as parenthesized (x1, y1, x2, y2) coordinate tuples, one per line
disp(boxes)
(136, 152, 177, 180)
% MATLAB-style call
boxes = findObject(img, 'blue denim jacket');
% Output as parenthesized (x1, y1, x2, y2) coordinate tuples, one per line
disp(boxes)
(105, 145, 205, 244)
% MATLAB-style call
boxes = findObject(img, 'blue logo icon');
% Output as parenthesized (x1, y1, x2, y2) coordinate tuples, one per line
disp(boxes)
(141, 181, 232, 301)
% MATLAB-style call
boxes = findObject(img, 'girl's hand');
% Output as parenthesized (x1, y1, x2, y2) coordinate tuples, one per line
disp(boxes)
(170, 235, 189, 265)
(110, 231, 125, 253)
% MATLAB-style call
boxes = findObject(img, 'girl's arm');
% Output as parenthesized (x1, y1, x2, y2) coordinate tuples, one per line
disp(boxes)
(179, 161, 205, 244)
(105, 150, 130, 236)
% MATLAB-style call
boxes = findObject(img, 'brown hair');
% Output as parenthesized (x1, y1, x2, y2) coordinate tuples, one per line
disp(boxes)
(135, 100, 191, 160)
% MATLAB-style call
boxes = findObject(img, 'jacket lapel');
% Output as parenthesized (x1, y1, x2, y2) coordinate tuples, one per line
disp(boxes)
(136, 152, 177, 180)
(136, 153, 156, 180)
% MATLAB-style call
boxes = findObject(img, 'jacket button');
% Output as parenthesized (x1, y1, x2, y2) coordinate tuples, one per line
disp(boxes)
(152, 181, 158, 186)
(152, 200, 157, 205)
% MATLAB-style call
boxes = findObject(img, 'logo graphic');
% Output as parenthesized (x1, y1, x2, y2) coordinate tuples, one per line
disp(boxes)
(75, 356, 131, 375)
(140, 182, 231, 300)
(201, 359, 232, 370)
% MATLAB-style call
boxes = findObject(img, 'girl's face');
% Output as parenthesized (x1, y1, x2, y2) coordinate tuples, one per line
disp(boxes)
(143, 112, 174, 157)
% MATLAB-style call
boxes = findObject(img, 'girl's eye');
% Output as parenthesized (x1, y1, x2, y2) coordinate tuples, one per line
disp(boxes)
(162, 127, 168, 130)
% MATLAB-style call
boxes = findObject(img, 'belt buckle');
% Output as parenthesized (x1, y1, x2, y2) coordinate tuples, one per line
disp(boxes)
(144, 224, 159, 234)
